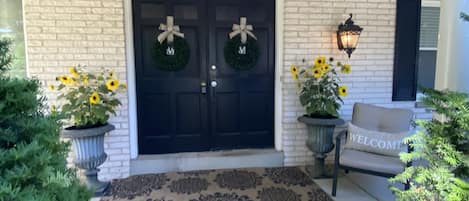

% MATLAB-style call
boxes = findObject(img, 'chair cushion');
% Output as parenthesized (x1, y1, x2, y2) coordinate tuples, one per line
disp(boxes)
(352, 103, 413, 133)
(339, 149, 405, 175)
(344, 123, 409, 157)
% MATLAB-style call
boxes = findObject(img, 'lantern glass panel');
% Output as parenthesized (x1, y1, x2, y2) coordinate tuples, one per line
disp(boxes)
(339, 31, 360, 49)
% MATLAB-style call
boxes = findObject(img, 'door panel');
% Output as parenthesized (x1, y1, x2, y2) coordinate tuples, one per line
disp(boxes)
(140, 3, 166, 19)
(135, 0, 208, 154)
(215, 92, 241, 133)
(208, 0, 274, 150)
(134, 0, 274, 154)
(243, 92, 269, 131)
(141, 94, 171, 135)
(175, 93, 202, 134)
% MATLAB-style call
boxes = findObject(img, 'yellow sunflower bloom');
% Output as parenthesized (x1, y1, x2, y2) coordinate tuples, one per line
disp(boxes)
(69, 67, 79, 77)
(48, 84, 55, 91)
(314, 56, 326, 67)
(293, 74, 299, 81)
(59, 75, 73, 85)
(338, 85, 348, 97)
(70, 78, 77, 85)
(51, 104, 57, 112)
(322, 64, 331, 72)
(83, 77, 89, 84)
(106, 78, 120, 91)
(109, 69, 115, 77)
(290, 65, 298, 80)
(312, 68, 324, 78)
(342, 64, 351, 74)
(89, 92, 100, 104)
(121, 83, 127, 89)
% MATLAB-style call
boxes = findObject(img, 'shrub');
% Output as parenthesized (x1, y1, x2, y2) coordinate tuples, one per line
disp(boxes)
(0, 38, 13, 75)
(390, 88, 469, 201)
(0, 39, 91, 200)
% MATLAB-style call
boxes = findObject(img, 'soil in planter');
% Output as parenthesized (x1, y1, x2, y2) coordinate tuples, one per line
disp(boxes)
(65, 123, 107, 130)
(304, 114, 338, 119)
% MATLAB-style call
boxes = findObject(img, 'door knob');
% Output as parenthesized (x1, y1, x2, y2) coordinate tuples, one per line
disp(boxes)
(210, 80, 217, 87)
(211, 65, 217, 70)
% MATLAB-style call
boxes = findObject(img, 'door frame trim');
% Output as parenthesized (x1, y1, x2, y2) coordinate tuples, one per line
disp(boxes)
(124, 0, 284, 159)
(274, 0, 284, 151)
(124, 0, 139, 159)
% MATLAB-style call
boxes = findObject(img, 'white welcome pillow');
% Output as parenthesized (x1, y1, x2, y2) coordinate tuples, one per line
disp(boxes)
(344, 123, 409, 157)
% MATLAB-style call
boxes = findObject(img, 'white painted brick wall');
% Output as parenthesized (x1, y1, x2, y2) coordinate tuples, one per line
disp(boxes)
(22, 0, 432, 180)
(23, 0, 129, 181)
(281, 0, 431, 166)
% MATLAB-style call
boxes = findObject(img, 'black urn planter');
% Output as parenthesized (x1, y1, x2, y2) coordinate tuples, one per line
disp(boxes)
(61, 124, 115, 196)
(298, 116, 344, 178)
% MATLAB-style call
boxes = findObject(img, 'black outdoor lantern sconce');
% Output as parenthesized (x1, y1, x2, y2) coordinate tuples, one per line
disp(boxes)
(337, 14, 363, 58)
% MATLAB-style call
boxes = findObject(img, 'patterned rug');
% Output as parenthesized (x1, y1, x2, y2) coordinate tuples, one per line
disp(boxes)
(100, 166, 333, 201)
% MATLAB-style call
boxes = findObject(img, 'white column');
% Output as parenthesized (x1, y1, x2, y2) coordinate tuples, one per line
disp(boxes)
(434, 0, 469, 93)
(435, 0, 469, 93)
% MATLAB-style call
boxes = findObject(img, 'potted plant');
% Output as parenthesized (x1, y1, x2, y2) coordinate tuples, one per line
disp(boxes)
(290, 56, 350, 178)
(48, 66, 126, 195)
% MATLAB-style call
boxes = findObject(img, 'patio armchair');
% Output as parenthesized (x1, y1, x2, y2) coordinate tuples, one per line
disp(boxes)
(331, 103, 413, 196)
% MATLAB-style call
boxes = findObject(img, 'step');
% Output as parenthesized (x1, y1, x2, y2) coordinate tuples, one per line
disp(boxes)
(130, 149, 284, 175)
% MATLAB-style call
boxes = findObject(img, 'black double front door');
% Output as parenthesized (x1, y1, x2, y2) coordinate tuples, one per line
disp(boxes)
(133, 0, 275, 154)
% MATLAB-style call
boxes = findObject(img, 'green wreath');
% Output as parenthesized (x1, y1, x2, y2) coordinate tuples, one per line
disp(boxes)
(153, 36, 190, 71)
(224, 35, 260, 71)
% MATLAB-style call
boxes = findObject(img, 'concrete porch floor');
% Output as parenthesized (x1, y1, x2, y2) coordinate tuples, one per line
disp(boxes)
(314, 176, 379, 201)
(130, 149, 284, 175)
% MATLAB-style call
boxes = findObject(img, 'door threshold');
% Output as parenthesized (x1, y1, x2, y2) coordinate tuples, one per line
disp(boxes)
(130, 149, 284, 176)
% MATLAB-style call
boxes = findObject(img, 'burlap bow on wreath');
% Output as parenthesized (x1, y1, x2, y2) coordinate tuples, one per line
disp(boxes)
(229, 17, 257, 44)
(157, 16, 185, 44)
(224, 17, 260, 70)
(153, 16, 190, 71)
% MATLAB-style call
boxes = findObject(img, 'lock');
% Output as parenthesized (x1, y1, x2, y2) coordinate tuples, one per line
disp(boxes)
(200, 82, 207, 94)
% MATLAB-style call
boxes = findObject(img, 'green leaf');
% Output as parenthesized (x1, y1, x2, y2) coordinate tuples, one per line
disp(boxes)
(461, 12, 469, 22)
(391, 87, 469, 201)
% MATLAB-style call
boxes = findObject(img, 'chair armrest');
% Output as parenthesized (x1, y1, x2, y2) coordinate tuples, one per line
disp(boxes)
(334, 130, 347, 165)
(335, 130, 347, 144)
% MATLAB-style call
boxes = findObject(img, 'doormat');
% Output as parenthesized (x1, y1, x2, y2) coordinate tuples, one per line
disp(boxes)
(100, 166, 333, 201)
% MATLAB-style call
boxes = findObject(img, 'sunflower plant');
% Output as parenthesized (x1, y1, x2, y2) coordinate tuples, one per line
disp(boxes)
(290, 56, 351, 118)
(48, 66, 126, 129)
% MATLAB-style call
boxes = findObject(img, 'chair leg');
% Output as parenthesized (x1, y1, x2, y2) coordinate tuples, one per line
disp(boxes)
(405, 180, 410, 190)
(332, 165, 339, 196)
